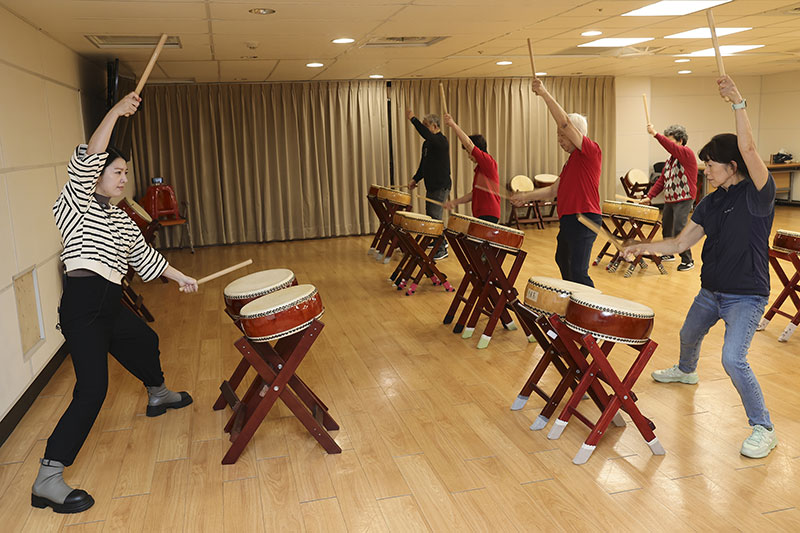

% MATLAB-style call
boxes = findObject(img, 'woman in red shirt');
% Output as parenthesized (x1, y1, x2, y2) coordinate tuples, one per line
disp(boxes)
(511, 79, 602, 287)
(442, 113, 501, 223)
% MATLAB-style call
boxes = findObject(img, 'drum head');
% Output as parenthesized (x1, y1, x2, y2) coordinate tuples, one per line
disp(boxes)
(534, 174, 559, 186)
(240, 284, 317, 317)
(224, 269, 295, 299)
(528, 276, 601, 295)
(625, 168, 649, 184)
(398, 212, 433, 220)
(777, 229, 800, 237)
(129, 198, 153, 222)
(509, 175, 534, 192)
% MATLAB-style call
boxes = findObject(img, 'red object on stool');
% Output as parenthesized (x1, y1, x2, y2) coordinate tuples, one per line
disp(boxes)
(141, 182, 195, 253)
(759, 230, 800, 342)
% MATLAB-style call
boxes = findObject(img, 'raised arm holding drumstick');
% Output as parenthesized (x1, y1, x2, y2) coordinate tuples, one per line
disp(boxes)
(622, 74, 777, 460)
(442, 113, 501, 224)
(511, 78, 602, 287)
(32, 71, 195, 514)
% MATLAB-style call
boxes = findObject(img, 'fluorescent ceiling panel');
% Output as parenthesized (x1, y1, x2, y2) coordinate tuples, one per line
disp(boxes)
(622, 1, 731, 17)
(665, 27, 750, 38)
(579, 37, 654, 47)
(678, 44, 764, 56)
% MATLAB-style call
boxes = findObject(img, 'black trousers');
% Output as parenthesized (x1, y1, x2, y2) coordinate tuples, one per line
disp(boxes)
(45, 276, 165, 466)
(555, 213, 600, 287)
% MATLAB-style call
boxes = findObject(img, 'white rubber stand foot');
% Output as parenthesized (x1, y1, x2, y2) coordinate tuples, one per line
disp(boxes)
(505, 321, 518, 331)
(573, 443, 596, 465)
(756, 317, 769, 331)
(530, 415, 549, 431)
(477, 334, 491, 349)
(778, 323, 797, 342)
(527, 334, 537, 344)
(368, 248, 375, 256)
(461, 327, 475, 339)
(647, 437, 666, 456)
(612, 412, 626, 427)
(383, 256, 391, 264)
(375, 253, 384, 262)
(510, 395, 528, 411)
(547, 419, 567, 440)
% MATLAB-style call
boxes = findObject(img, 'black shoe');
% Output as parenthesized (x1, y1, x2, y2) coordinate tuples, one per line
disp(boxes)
(433, 249, 448, 260)
(660, 255, 676, 262)
(677, 261, 695, 271)
(146, 391, 193, 417)
(32, 489, 95, 514)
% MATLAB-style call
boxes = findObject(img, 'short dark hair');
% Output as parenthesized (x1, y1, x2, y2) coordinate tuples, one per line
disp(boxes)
(102, 146, 128, 172)
(663, 124, 688, 146)
(469, 134, 487, 153)
(698, 133, 750, 180)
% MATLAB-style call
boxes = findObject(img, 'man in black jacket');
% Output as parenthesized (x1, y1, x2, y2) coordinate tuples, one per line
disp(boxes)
(407, 109, 451, 259)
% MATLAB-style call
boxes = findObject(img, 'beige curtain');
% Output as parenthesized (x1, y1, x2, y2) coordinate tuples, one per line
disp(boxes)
(391, 77, 616, 221)
(130, 81, 390, 246)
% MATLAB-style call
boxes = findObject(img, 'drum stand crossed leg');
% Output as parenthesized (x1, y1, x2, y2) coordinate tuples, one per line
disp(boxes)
(443, 214, 530, 349)
(595, 202, 666, 277)
(215, 271, 341, 464)
(367, 185, 411, 263)
(758, 230, 800, 342)
(544, 293, 665, 464)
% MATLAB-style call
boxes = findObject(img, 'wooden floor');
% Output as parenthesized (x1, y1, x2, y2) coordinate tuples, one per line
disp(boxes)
(3, 206, 800, 532)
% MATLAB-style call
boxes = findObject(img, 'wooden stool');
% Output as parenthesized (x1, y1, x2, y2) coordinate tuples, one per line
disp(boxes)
(758, 230, 800, 342)
(545, 293, 664, 464)
(214, 285, 340, 463)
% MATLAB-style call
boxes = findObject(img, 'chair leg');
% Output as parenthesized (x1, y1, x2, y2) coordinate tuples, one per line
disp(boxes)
(185, 220, 195, 253)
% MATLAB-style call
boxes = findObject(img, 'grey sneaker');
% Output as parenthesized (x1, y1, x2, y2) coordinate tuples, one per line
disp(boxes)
(651, 364, 699, 384)
(740, 425, 778, 458)
(433, 249, 448, 260)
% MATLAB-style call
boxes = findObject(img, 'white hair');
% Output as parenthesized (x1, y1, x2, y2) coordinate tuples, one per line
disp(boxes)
(568, 113, 588, 137)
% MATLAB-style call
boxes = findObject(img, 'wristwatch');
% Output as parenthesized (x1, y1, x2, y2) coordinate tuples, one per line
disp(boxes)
(731, 99, 747, 110)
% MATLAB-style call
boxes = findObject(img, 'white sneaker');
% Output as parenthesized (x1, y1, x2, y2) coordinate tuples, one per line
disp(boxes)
(740, 425, 778, 459)
(651, 364, 699, 384)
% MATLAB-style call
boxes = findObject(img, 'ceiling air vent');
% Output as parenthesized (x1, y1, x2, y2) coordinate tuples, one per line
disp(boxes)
(85, 35, 182, 49)
(364, 36, 447, 47)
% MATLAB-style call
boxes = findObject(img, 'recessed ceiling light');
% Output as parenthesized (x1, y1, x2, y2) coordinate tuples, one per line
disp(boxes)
(678, 70, 692, 74)
(581, 31, 603, 37)
(674, 58, 690, 63)
(679, 44, 764, 57)
(332, 38, 355, 44)
(665, 27, 751, 39)
(369, 74, 384, 79)
(496, 60, 513, 66)
(535, 72, 547, 76)
(623, 1, 731, 17)
(248, 8, 276, 15)
(306, 62, 324, 68)
(579, 37, 654, 47)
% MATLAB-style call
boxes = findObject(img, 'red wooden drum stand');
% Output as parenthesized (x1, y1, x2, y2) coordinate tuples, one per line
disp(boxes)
(388, 213, 454, 296)
(543, 293, 664, 464)
(367, 186, 410, 263)
(443, 222, 530, 349)
(594, 203, 665, 277)
(758, 230, 800, 342)
(214, 285, 341, 464)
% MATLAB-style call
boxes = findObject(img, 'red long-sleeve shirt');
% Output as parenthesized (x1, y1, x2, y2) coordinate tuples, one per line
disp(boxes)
(647, 133, 698, 203)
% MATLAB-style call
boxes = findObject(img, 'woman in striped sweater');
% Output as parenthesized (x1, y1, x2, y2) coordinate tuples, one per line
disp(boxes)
(32, 93, 197, 514)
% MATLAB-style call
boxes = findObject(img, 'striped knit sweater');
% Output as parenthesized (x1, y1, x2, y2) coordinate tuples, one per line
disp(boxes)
(53, 145, 168, 285)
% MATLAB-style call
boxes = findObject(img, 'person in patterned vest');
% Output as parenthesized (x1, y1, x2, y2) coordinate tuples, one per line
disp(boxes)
(641, 124, 698, 271)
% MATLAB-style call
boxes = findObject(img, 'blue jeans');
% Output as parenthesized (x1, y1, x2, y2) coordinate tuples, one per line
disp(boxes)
(678, 288, 772, 428)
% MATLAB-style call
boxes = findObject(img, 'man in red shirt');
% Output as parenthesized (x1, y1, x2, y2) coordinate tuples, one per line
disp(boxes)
(642, 123, 697, 271)
(441, 113, 501, 222)
(511, 79, 602, 287)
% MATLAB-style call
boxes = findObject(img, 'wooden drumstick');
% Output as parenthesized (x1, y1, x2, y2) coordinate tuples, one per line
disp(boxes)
(706, 10, 726, 77)
(180, 259, 253, 292)
(577, 214, 624, 250)
(527, 38, 538, 80)
(439, 82, 449, 115)
(475, 183, 512, 201)
(642, 93, 651, 125)
(135, 33, 168, 95)
(423, 197, 450, 209)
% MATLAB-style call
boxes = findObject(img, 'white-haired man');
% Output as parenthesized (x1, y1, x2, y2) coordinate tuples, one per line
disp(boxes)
(511, 78, 602, 287)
